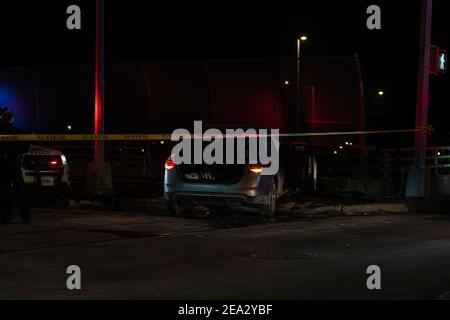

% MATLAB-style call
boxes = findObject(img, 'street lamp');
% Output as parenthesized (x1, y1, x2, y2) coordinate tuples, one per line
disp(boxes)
(378, 90, 384, 96)
(297, 35, 308, 130)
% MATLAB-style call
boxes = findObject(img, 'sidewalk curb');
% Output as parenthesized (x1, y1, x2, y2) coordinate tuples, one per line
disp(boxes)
(119, 197, 166, 210)
(116, 196, 450, 217)
(341, 203, 410, 216)
(408, 199, 450, 214)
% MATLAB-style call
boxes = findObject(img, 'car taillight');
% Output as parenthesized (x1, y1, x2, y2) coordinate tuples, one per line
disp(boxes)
(49, 157, 61, 167)
(249, 164, 263, 174)
(165, 158, 176, 170)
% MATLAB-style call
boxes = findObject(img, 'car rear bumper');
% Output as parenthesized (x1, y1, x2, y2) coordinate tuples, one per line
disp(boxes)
(167, 192, 270, 207)
(23, 167, 69, 189)
(164, 169, 274, 207)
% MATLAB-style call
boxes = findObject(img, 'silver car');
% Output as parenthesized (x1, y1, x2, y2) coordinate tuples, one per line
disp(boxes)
(164, 140, 316, 216)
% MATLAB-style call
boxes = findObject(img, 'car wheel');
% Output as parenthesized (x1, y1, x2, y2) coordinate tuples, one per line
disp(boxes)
(260, 180, 278, 217)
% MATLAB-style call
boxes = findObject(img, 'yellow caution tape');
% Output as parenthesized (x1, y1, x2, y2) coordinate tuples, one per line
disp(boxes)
(0, 129, 425, 142)
(0, 133, 172, 142)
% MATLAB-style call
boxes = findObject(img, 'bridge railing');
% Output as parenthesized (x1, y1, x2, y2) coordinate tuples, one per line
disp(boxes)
(32, 141, 450, 197)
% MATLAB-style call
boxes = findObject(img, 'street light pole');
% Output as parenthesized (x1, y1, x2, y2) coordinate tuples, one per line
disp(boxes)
(406, 0, 433, 198)
(296, 36, 307, 131)
(296, 37, 301, 131)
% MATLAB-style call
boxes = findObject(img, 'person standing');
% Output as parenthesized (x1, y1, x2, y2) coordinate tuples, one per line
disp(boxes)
(0, 107, 30, 224)
(0, 108, 13, 224)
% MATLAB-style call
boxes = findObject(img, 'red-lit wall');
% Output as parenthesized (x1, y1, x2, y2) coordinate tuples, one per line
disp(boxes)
(0, 57, 364, 141)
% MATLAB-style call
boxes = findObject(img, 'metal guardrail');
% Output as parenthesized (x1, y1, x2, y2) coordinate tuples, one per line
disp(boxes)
(31, 141, 450, 197)
(39, 142, 153, 185)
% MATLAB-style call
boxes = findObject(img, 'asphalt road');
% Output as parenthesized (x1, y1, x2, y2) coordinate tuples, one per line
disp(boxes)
(1, 204, 450, 299)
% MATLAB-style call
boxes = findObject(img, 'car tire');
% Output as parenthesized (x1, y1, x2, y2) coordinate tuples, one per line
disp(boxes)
(260, 179, 278, 217)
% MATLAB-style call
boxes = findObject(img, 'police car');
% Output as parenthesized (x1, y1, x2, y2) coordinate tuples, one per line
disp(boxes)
(22, 145, 70, 191)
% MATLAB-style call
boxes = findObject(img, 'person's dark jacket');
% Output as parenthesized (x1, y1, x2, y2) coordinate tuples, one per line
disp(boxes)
(0, 123, 12, 181)
(1, 124, 30, 173)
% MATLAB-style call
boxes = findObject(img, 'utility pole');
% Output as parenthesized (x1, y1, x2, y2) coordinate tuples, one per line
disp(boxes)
(86, 0, 114, 193)
(296, 37, 301, 131)
(94, 0, 105, 166)
(406, 0, 433, 198)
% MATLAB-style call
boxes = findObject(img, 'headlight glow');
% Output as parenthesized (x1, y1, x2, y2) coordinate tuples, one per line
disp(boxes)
(61, 154, 68, 166)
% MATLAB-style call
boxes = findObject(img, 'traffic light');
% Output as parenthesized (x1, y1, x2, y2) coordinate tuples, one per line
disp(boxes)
(430, 45, 447, 75)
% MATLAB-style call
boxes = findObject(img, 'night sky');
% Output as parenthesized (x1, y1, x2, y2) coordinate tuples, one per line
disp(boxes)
(0, 0, 449, 141)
